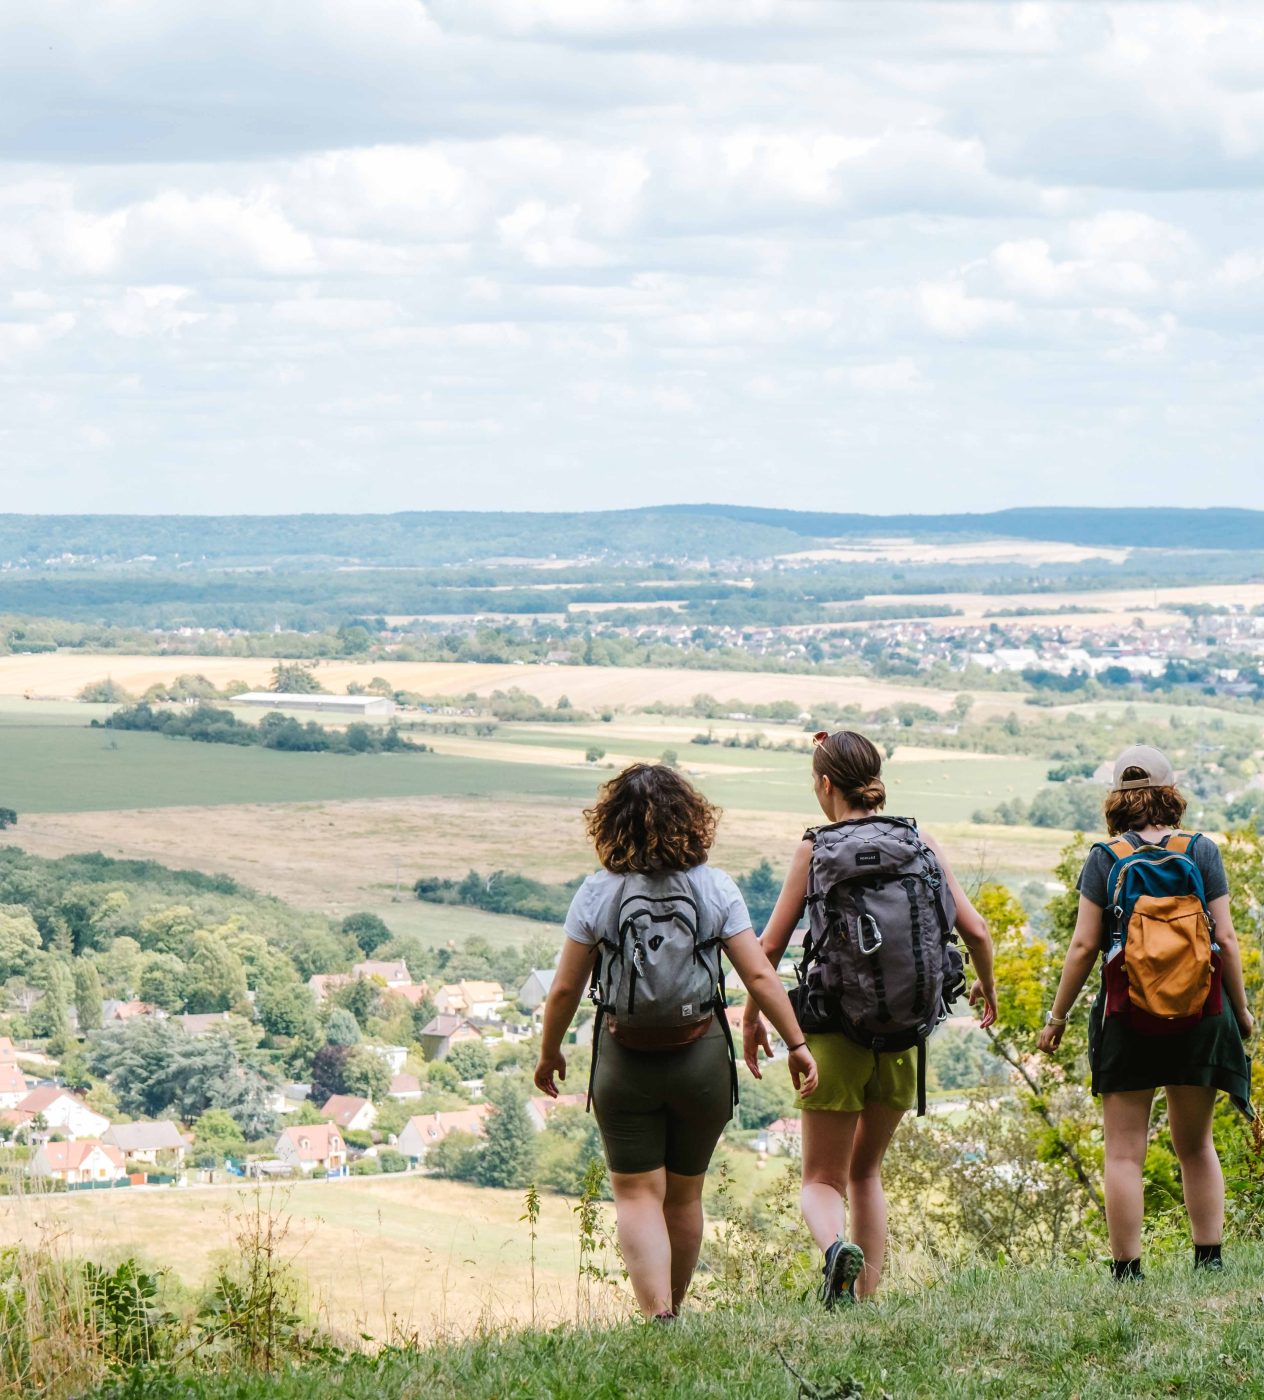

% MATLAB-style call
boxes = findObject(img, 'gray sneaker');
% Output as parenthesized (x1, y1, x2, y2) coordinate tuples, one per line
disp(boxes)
(819, 1239, 864, 1310)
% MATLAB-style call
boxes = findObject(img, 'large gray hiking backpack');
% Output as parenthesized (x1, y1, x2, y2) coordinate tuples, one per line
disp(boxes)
(790, 817, 966, 1115)
(586, 870, 738, 1109)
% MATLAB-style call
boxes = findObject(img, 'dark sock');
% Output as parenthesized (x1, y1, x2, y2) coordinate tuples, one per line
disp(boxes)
(1111, 1258, 1143, 1281)
(1194, 1243, 1223, 1269)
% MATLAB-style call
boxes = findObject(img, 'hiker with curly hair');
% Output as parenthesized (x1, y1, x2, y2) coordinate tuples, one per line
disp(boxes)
(1038, 746, 1254, 1281)
(533, 762, 819, 1322)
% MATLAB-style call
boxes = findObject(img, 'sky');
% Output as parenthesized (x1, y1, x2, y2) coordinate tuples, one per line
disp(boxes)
(2, 1, 1263, 516)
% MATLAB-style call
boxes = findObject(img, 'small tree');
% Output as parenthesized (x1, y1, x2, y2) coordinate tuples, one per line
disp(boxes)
(475, 1081, 537, 1189)
(342, 1046, 391, 1102)
(659, 749, 679, 769)
(73, 959, 104, 1035)
(0, 808, 16, 830)
(341, 912, 392, 957)
(447, 1039, 492, 1081)
(270, 663, 325, 694)
(584, 746, 605, 764)
(323, 1007, 361, 1047)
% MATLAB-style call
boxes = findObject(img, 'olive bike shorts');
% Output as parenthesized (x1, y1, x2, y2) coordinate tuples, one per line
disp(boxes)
(591, 1019, 734, 1176)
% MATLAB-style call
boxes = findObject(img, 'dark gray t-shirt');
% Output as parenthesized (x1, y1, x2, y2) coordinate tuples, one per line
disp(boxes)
(1077, 831, 1229, 910)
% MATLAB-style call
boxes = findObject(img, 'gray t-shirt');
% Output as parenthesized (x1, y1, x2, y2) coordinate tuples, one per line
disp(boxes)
(1077, 831, 1229, 910)
(564, 866, 752, 947)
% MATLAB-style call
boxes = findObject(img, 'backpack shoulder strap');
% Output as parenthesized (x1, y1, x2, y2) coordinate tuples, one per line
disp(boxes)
(1165, 831, 1198, 856)
(1094, 836, 1135, 863)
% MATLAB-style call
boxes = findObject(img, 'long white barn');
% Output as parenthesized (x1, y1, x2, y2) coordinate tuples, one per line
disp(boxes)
(232, 692, 395, 717)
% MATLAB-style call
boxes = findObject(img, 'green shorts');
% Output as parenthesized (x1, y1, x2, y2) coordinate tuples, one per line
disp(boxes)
(796, 1032, 917, 1114)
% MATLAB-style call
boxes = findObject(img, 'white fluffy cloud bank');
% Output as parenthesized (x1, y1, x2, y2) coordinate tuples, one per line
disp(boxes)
(2, 1, 1262, 513)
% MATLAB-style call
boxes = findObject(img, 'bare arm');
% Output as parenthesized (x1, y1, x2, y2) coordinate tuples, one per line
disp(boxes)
(533, 937, 597, 1097)
(1036, 896, 1102, 1053)
(724, 927, 818, 1096)
(1210, 894, 1253, 1036)
(740, 843, 809, 1072)
(924, 832, 996, 1025)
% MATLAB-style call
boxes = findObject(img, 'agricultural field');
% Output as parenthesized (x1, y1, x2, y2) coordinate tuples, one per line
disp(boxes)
(0, 653, 1034, 718)
(0, 679, 1072, 926)
(1, 1175, 617, 1339)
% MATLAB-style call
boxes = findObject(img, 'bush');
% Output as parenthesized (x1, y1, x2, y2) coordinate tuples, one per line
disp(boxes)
(350, 1156, 381, 1177)
(378, 1148, 408, 1174)
(426, 1129, 481, 1182)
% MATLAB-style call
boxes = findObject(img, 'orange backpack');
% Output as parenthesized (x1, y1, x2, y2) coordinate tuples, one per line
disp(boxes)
(1098, 832, 1221, 1035)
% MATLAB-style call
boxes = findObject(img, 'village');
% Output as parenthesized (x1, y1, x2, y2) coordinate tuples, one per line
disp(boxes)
(1, 959, 801, 1194)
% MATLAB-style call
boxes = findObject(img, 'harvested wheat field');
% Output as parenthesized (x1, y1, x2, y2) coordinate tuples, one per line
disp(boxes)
(0, 653, 1032, 719)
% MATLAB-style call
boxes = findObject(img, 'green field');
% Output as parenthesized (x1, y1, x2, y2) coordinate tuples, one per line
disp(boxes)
(0, 725, 599, 814)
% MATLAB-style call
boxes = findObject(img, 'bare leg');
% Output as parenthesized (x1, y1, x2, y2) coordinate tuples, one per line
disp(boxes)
(847, 1103, 905, 1298)
(799, 1109, 860, 1252)
(663, 1170, 706, 1311)
(608, 1168, 671, 1316)
(1165, 1085, 1223, 1247)
(1102, 1089, 1155, 1261)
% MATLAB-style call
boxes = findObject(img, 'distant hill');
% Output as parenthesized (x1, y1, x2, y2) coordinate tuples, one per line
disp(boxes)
(665, 504, 1264, 552)
(0, 504, 1259, 567)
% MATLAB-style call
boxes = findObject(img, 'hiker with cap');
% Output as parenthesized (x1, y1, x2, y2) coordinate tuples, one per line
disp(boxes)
(1038, 745, 1254, 1281)
(742, 730, 997, 1306)
(533, 762, 819, 1323)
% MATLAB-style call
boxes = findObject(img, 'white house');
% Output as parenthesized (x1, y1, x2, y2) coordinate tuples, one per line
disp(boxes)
(396, 1105, 493, 1164)
(101, 1121, 187, 1170)
(517, 969, 555, 1013)
(0, 1061, 29, 1110)
(275, 1123, 347, 1176)
(29, 1139, 126, 1186)
(319, 1095, 377, 1134)
(388, 1073, 422, 1101)
(365, 1044, 408, 1074)
(9, 1087, 109, 1141)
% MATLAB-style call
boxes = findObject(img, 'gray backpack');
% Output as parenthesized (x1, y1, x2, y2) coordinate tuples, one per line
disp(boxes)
(790, 816, 965, 1115)
(586, 870, 738, 1107)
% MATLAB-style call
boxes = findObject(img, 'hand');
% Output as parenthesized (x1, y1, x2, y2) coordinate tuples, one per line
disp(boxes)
(788, 1044, 818, 1098)
(742, 1013, 773, 1078)
(1036, 1021, 1064, 1055)
(533, 1051, 566, 1098)
(969, 980, 997, 1031)
(1236, 1007, 1254, 1041)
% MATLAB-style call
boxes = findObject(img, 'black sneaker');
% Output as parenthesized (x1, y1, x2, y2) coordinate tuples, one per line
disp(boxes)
(819, 1239, 864, 1310)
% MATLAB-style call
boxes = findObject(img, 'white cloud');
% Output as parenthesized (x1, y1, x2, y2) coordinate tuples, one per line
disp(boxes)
(0, 1, 1262, 511)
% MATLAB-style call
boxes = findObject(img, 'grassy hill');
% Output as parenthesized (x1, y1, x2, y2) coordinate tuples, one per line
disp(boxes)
(91, 1247, 1264, 1399)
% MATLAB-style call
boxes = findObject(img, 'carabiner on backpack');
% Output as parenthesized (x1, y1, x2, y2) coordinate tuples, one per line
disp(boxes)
(857, 913, 883, 956)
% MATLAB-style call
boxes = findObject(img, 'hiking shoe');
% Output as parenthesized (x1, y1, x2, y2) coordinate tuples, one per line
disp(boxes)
(819, 1239, 864, 1310)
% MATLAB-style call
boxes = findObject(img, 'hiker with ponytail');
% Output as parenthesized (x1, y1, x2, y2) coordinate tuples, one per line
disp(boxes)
(743, 731, 997, 1305)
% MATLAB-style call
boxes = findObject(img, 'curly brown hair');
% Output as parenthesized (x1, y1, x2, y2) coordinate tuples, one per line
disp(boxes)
(584, 762, 719, 874)
(1104, 770, 1188, 836)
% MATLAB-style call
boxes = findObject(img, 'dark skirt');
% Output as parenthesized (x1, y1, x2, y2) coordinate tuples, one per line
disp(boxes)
(1089, 985, 1254, 1118)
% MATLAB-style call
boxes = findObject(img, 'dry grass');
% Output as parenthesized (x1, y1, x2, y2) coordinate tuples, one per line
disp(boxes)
(0, 1177, 625, 1343)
